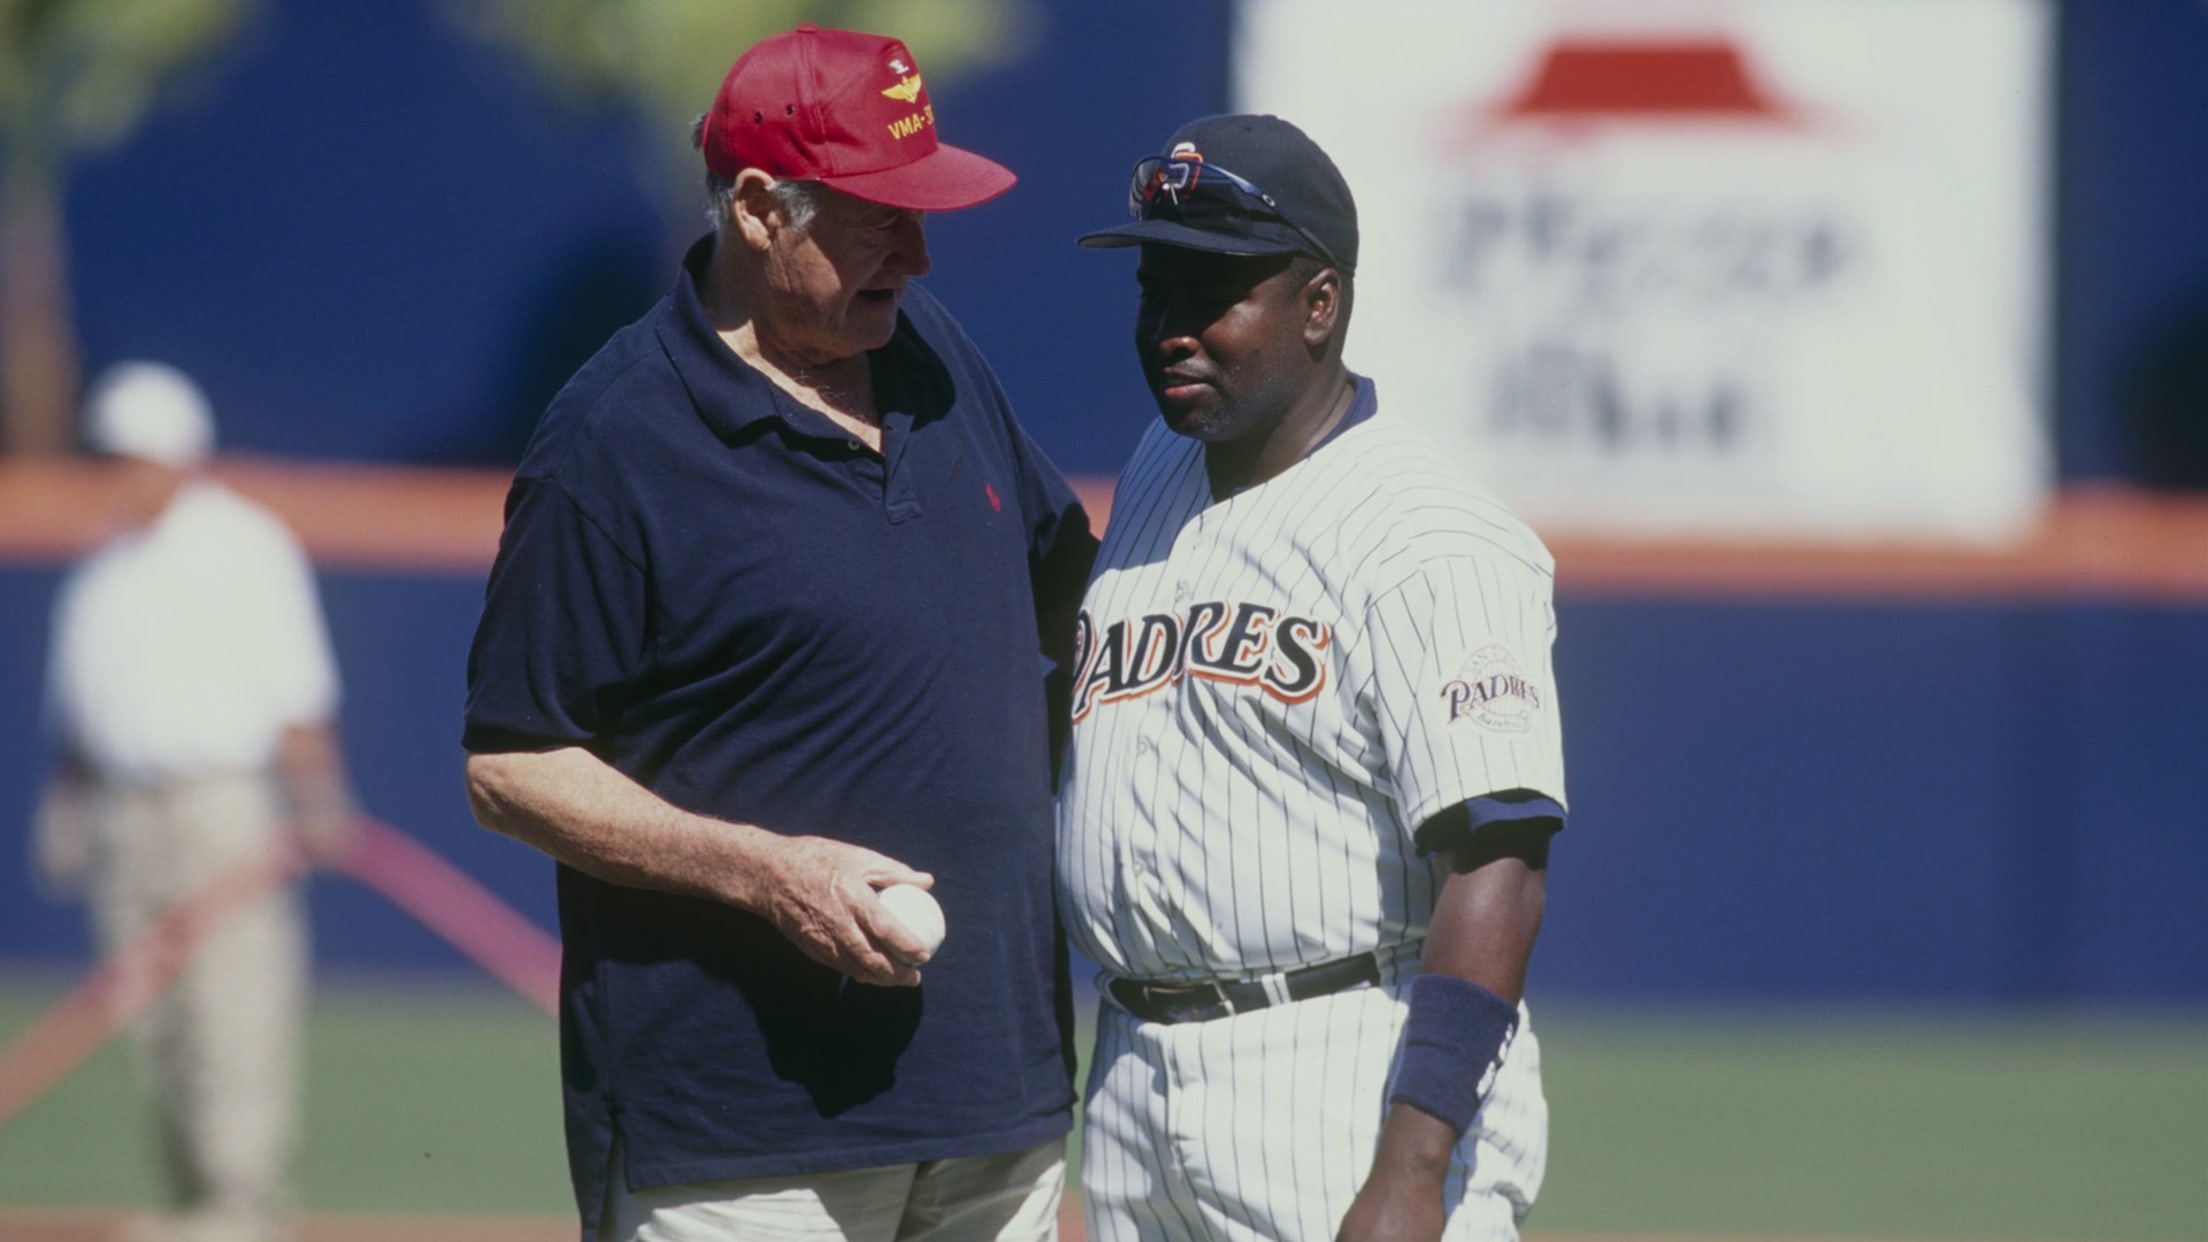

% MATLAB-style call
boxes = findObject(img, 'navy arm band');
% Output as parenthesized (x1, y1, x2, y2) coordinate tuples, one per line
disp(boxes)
(1390, 973, 1520, 1136)
(1413, 791, 1564, 858)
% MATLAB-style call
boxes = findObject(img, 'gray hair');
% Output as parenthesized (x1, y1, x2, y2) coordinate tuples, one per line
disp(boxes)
(692, 113, 829, 232)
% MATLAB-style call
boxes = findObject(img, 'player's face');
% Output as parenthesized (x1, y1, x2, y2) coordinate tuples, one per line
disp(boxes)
(758, 188, 932, 366)
(1133, 245, 1313, 444)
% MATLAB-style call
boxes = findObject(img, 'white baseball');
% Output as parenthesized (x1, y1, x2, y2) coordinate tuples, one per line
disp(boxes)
(877, 883, 946, 958)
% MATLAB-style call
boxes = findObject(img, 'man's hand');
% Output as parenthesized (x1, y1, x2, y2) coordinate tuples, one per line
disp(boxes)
(1337, 1102, 1454, 1242)
(31, 777, 96, 897)
(277, 722, 359, 863)
(753, 836, 936, 987)
(288, 785, 360, 863)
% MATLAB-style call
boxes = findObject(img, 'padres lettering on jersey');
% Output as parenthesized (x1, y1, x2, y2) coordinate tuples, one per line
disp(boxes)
(1070, 601, 1331, 719)
(1055, 391, 1566, 985)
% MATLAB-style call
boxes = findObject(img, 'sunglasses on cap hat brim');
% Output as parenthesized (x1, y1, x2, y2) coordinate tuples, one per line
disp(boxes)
(1119, 153, 1345, 271)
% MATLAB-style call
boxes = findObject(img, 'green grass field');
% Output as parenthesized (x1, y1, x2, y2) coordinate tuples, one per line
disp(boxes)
(2, 976, 2202, 1240)
(1531, 1006, 2208, 1240)
(0, 975, 572, 1216)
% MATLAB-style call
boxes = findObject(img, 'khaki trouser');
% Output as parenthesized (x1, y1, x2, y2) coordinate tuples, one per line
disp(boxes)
(600, 1137, 1067, 1242)
(89, 771, 305, 1242)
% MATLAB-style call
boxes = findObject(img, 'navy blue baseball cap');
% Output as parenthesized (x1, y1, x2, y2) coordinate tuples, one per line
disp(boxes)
(1079, 113, 1359, 273)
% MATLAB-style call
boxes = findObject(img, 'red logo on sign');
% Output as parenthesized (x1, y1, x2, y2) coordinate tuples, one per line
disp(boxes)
(1455, 33, 1818, 146)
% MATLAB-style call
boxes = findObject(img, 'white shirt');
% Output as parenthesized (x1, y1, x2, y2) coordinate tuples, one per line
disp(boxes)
(1057, 412, 1566, 981)
(47, 480, 340, 785)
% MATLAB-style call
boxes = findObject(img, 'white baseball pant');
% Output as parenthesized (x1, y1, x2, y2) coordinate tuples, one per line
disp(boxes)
(1081, 983, 1545, 1241)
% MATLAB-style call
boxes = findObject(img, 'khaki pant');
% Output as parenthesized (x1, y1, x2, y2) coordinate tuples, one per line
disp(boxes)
(90, 771, 305, 1242)
(600, 1137, 1067, 1242)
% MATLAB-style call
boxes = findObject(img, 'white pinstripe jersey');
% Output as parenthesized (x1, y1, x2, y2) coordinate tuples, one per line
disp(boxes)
(1056, 389, 1566, 982)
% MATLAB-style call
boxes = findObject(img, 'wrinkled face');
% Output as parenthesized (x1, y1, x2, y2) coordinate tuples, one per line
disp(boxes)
(758, 188, 933, 366)
(1133, 245, 1311, 444)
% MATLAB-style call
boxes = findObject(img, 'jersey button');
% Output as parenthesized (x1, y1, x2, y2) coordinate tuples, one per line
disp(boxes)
(1136, 738, 1154, 754)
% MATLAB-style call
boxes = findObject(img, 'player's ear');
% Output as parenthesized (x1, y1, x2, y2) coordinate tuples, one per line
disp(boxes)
(1300, 263, 1344, 353)
(729, 169, 786, 253)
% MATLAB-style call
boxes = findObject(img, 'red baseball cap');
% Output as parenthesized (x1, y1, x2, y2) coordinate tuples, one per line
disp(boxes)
(701, 23, 1016, 212)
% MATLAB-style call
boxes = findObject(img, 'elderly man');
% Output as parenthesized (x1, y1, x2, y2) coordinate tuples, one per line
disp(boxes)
(38, 361, 355, 1242)
(1059, 114, 1566, 1241)
(462, 24, 1096, 1241)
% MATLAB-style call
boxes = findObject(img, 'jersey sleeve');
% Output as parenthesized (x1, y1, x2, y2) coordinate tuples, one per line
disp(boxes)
(462, 477, 649, 754)
(1365, 550, 1567, 840)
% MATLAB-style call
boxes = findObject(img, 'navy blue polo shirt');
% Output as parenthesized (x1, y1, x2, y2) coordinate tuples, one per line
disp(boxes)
(463, 237, 1095, 1224)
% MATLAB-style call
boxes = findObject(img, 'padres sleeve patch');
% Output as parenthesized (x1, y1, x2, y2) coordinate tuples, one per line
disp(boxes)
(1440, 642, 1544, 733)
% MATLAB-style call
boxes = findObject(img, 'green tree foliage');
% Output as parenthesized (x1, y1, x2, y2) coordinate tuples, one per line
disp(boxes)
(1, 0, 255, 163)
(0, 0, 257, 453)
(442, 0, 1026, 217)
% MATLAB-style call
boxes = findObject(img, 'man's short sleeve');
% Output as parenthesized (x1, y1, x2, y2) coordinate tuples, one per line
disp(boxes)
(463, 477, 648, 754)
(1011, 423, 1097, 625)
(1366, 553, 1567, 836)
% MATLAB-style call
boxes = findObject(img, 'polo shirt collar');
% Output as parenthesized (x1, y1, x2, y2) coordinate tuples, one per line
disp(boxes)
(659, 234, 952, 445)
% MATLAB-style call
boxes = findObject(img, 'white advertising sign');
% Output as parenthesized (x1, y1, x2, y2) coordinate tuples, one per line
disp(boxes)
(1235, 0, 2052, 542)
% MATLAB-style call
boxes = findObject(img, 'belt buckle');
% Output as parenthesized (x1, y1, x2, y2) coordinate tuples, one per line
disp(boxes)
(1147, 980, 1232, 1023)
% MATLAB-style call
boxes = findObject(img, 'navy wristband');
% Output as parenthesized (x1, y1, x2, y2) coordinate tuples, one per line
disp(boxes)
(1389, 974, 1520, 1136)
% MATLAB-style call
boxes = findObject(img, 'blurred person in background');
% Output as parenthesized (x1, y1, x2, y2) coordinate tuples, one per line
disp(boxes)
(33, 360, 356, 1242)
(462, 23, 1095, 1242)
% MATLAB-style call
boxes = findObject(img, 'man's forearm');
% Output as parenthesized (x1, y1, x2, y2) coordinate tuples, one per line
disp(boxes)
(463, 746, 937, 986)
(276, 722, 355, 834)
(1418, 853, 1545, 998)
(32, 753, 99, 894)
(1369, 859, 1546, 1176)
(1339, 855, 1548, 1240)
(464, 746, 779, 911)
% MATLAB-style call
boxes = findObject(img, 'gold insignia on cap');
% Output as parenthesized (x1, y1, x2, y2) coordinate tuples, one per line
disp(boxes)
(881, 74, 924, 103)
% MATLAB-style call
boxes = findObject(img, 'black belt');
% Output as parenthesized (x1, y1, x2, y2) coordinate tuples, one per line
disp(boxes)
(1107, 952, 1383, 1024)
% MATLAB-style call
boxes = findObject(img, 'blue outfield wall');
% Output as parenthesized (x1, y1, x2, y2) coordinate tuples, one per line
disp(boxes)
(1539, 598, 2208, 1004)
(2, 567, 2201, 1003)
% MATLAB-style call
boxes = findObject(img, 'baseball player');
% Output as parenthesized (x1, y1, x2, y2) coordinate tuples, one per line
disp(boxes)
(1058, 114, 1566, 1241)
